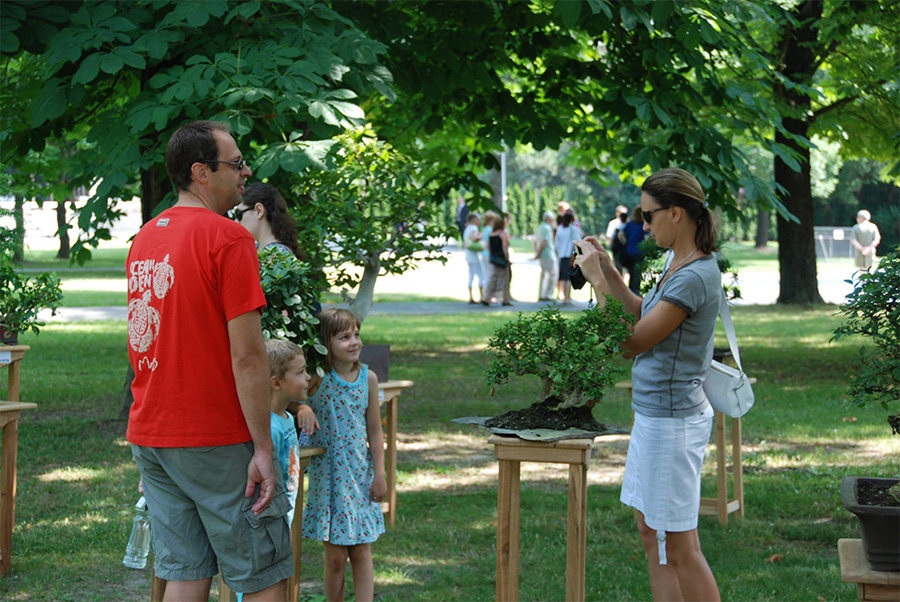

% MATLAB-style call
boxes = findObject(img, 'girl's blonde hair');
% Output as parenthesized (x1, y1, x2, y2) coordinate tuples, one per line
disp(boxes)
(318, 308, 362, 372)
(483, 210, 500, 229)
(264, 339, 305, 379)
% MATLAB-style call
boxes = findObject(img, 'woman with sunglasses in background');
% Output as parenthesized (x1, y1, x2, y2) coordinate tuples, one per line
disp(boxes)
(234, 182, 300, 257)
(574, 167, 721, 602)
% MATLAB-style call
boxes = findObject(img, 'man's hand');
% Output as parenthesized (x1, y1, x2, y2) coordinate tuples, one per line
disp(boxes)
(246, 449, 277, 515)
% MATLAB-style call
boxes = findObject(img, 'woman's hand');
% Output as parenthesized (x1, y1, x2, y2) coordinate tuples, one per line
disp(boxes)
(573, 237, 608, 285)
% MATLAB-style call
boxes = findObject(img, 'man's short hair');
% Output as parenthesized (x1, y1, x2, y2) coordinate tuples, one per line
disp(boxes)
(166, 121, 230, 191)
(466, 212, 480, 224)
(857, 210, 871, 221)
(543, 211, 555, 222)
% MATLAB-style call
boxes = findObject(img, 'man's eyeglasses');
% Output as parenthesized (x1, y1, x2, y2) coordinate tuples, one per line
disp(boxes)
(230, 206, 253, 221)
(203, 159, 246, 171)
(641, 207, 666, 224)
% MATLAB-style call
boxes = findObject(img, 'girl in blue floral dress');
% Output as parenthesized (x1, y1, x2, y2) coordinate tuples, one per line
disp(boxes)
(302, 308, 386, 602)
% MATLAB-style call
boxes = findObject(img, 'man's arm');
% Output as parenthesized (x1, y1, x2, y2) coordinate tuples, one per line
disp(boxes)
(227, 310, 276, 515)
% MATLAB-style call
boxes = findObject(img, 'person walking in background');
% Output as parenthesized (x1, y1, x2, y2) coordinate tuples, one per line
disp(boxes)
(851, 209, 881, 270)
(481, 210, 499, 303)
(574, 167, 721, 602)
(455, 196, 469, 239)
(606, 205, 629, 274)
(620, 206, 649, 294)
(534, 211, 558, 301)
(484, 214, 512, 306)
(126, 120, 292, 600)
(503, 211, 515, 303)
(555, 209, 582, 304)
(462, 213, 485, 305)
(303, 309, 386, 602)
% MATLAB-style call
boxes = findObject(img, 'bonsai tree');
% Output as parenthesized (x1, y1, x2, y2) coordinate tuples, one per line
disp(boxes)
(833, 247, 900, 436)
(0, 214, 63, 343)
(483, 301, 634, 431)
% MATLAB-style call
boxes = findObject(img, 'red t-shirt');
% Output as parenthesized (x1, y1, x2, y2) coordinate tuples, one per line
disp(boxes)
(125, 207, 266, 447)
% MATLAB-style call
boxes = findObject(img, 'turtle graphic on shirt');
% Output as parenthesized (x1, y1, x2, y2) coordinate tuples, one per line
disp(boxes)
(128, 289, 161, 354)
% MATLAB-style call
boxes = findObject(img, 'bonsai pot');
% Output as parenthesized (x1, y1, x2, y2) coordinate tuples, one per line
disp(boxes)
(840, 476, 900, 571)
(0, 324, 17, 346)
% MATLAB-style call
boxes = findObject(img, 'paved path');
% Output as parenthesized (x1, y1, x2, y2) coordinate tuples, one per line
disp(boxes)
(38, 244, 858, 323)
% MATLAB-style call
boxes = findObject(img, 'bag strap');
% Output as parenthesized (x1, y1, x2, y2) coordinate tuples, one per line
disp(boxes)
(717, 289, 744, 372)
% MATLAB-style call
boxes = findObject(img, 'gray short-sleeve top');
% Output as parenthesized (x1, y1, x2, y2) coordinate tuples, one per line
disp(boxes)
(630, 254, 721, 418)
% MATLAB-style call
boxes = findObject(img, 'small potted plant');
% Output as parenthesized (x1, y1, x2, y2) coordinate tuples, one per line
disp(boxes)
(482, 300, 634, 434)
(833, 246, 900, 571)
(0, 217, 63, 345)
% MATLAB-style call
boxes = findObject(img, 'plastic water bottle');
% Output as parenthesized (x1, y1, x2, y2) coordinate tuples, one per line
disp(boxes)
(123, 496, 150, 569)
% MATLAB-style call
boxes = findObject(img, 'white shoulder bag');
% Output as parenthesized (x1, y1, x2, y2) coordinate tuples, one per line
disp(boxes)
(703, 289, 755, 418)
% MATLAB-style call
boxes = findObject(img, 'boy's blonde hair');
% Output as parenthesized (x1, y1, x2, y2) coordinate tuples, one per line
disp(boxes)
(264, 339, 305, 380)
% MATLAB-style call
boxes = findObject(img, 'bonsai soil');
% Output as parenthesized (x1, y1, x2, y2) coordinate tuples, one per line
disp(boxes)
(858, 479, 900, 508)
(484, 395, 610, 432)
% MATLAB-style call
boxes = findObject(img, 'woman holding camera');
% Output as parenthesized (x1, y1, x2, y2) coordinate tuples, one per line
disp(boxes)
(574, 168, 721, 601)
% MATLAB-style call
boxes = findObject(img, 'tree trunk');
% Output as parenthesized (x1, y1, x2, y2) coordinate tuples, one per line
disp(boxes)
(140, 164, 169, 225)
(56, 198, 70, 259)
(348, 254, 381, 322)
(755, 209, 770, 248)
(12, 195, 25, 263)
(774, 0, 824, 305)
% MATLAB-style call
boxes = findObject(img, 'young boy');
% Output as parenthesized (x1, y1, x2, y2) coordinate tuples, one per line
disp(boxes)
(265, 339, 318, 526)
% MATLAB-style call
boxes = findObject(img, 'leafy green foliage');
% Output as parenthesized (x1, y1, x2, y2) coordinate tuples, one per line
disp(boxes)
(256, 246, 326, 372)
(291, 128, 452, 292)
(0, 210, 63, 336)
(485, 301, 635, 409)
(833, 247, 900, 426)
(1, 0, 390, 259)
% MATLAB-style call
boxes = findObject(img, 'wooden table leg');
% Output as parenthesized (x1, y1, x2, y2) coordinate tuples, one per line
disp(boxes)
(566, 462, 587, 602)
(732, 417, 744, 519)
(384, 396, 398, 527)
(714, 411, 728, 526)
(6, 361, 20, 402)
(286, 457, 312, 602)
(0, 414, 22, 576)
(496, 459, 520, 602)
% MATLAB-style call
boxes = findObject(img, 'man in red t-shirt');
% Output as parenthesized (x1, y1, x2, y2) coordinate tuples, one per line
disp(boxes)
(126, 121, 291, 599)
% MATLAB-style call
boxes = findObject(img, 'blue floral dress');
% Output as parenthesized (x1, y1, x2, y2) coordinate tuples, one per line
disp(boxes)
(301, 365, 385, 545)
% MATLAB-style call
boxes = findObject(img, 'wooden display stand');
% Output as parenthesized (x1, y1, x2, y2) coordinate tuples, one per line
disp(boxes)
(838, 539, 900, 602)
(1, 344, 33, 576)
(378, 380, 413, 527)
(615, 375, 751, 526)
(489, 434, 592, 602)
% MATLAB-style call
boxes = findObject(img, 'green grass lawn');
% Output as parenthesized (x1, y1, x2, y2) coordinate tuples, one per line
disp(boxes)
(1, 306, 897, 601)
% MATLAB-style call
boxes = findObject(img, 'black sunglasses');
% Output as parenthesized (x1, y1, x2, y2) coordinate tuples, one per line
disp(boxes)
(641, 207, 666, 224)
(203, 159, 246, 171)
(230, 206, 253, 221)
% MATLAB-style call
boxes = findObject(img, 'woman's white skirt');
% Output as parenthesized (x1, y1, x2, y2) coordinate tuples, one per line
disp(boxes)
(620, 407, 714, 533)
